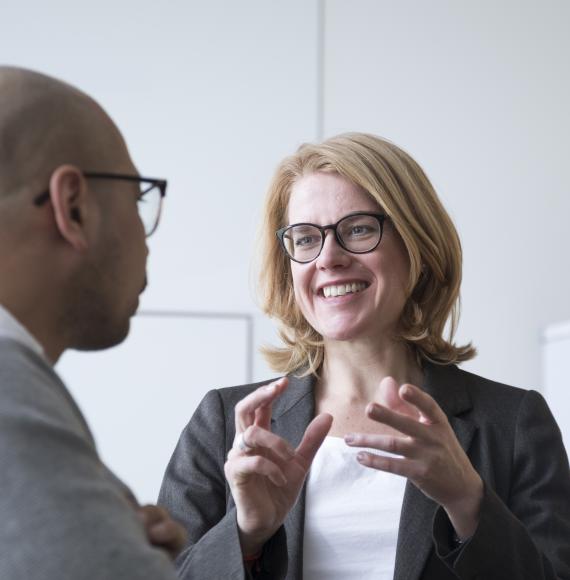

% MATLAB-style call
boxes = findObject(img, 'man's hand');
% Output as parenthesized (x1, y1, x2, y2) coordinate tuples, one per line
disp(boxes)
(137, 504, 187, 560)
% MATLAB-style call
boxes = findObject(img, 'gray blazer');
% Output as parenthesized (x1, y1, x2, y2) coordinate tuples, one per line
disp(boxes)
(159, 362, 570, 579)
(0, 338, 179, 580)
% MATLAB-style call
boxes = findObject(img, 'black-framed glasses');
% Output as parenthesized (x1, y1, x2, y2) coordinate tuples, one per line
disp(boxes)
(33, 172, 167, 237)
(276, 211, 387, 264)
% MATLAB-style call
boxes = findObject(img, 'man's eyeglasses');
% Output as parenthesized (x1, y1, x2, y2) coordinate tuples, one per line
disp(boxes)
(276, 211, 387, 264)
(33, 172, 167, 237)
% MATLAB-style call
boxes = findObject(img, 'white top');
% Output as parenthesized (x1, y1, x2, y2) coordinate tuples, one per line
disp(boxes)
(303, 436, 407, 579)
(0, 303, 46, 361)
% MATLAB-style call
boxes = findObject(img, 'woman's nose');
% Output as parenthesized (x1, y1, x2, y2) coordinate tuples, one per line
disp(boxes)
(315, 231, 351, 270)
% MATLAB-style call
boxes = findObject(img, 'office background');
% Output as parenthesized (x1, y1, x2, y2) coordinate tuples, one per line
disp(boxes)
(2, 0, 569, 502)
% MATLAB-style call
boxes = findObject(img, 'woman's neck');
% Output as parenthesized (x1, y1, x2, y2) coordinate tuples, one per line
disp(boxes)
(317, 337, 423, 405)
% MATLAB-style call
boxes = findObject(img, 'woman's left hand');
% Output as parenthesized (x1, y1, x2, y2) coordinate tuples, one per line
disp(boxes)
(345, 379, 483, 540)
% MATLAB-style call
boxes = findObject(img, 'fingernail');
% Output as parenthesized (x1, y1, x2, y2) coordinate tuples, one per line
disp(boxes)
(344, 434, 355, 444)
(401, 385, 411, 396)
(264, 383, 276, 392)
(357, 452, 367, 464)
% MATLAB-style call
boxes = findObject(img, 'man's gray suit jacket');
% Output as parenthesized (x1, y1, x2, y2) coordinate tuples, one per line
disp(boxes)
(0, 338, 179, 580)
(159, 362, 570, 580)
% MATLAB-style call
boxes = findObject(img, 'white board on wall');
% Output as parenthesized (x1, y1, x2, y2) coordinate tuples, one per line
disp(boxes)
(542, 320, 570, 452)
(57, 312, 250, 504)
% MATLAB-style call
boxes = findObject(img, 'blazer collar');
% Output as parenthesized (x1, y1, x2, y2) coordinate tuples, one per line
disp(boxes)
(271, 372, 316, 451)
(272, 373, 315, 420)
(421, 362, 472, 417)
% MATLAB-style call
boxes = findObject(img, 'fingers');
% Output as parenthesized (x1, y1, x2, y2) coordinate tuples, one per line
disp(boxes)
(147, 519, 187, 555)
(138, 505, 187, 559)
(138, 504, 170, 526)
(235, 377, 288, 433)
(376, 376, 404, 409)
(399, 383, 446, 424)
(366, 381, 447, 435)
(376, 376, 421, 419)
(356, 451, 417, 479)
(344, 432, 415, 457)
(225, 454, 288, 487)
(230, 424, 295, 461)
(295, 413, 333, 466)
(366, 402, 426, 438)
(254, 402, 273, 431)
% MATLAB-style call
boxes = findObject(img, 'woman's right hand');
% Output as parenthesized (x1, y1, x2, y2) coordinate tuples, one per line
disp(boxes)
(224, 378, 332, 556)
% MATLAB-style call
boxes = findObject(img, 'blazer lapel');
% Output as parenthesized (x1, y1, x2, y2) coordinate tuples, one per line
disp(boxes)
(394, 480, 438, 580)
(394, 363, 477, 580)
(271, 374, 316, 580)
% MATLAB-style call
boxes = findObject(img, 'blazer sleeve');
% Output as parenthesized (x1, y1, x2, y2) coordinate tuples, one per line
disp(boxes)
(432, 389, 570, 579)
(158, 389, 288, 580)
(0, 360, 179, 580)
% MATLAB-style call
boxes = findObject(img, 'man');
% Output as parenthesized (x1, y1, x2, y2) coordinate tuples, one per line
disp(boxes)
(0, 66, 184, 579)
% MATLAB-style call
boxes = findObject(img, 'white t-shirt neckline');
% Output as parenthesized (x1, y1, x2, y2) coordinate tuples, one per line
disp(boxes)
(303, 435, 407, 579)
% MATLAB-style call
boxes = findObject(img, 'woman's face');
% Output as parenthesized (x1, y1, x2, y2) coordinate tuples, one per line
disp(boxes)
(287, 171, 410, 344)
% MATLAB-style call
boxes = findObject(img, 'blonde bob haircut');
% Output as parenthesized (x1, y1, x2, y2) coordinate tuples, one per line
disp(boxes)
(259, 132, 475, 376)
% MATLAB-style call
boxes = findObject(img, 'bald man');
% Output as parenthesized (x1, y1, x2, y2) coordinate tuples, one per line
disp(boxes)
(0, 67, 183, 579)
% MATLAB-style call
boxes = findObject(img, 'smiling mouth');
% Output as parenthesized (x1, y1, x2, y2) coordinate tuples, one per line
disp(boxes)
(320, 281, 369, 298)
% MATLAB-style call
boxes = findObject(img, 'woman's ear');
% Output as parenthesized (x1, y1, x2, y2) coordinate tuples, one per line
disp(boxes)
(48, 164, 90, 251)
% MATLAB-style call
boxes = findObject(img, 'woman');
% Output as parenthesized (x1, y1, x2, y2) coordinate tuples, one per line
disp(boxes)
(159, 133, 570, 579)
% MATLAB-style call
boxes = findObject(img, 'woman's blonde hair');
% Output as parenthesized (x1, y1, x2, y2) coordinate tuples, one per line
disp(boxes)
(259, 132, 475, 376)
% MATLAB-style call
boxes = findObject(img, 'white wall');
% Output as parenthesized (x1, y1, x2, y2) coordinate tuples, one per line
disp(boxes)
(2, 1, 569, 501)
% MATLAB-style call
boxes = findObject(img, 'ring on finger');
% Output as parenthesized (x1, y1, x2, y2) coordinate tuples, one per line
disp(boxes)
(236, 432, 254, 454)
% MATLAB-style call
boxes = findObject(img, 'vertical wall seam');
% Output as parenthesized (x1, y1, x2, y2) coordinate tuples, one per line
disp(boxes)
(316, 0, 325, 141)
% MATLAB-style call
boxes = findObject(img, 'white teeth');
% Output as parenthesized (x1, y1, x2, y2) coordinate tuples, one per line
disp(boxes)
(322, 282, 367, 298)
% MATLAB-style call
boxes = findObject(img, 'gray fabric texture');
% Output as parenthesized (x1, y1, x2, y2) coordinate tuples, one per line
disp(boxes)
(159, 362, 570, 580)
(0, 338, 179, 580)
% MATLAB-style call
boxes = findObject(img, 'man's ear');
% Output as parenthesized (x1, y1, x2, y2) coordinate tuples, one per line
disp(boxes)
(48, 165, 91, 251)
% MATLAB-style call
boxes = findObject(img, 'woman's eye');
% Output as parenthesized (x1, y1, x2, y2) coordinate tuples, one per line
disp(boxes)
(295, 235, 318, 247)
(349, 225, 371, 236)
